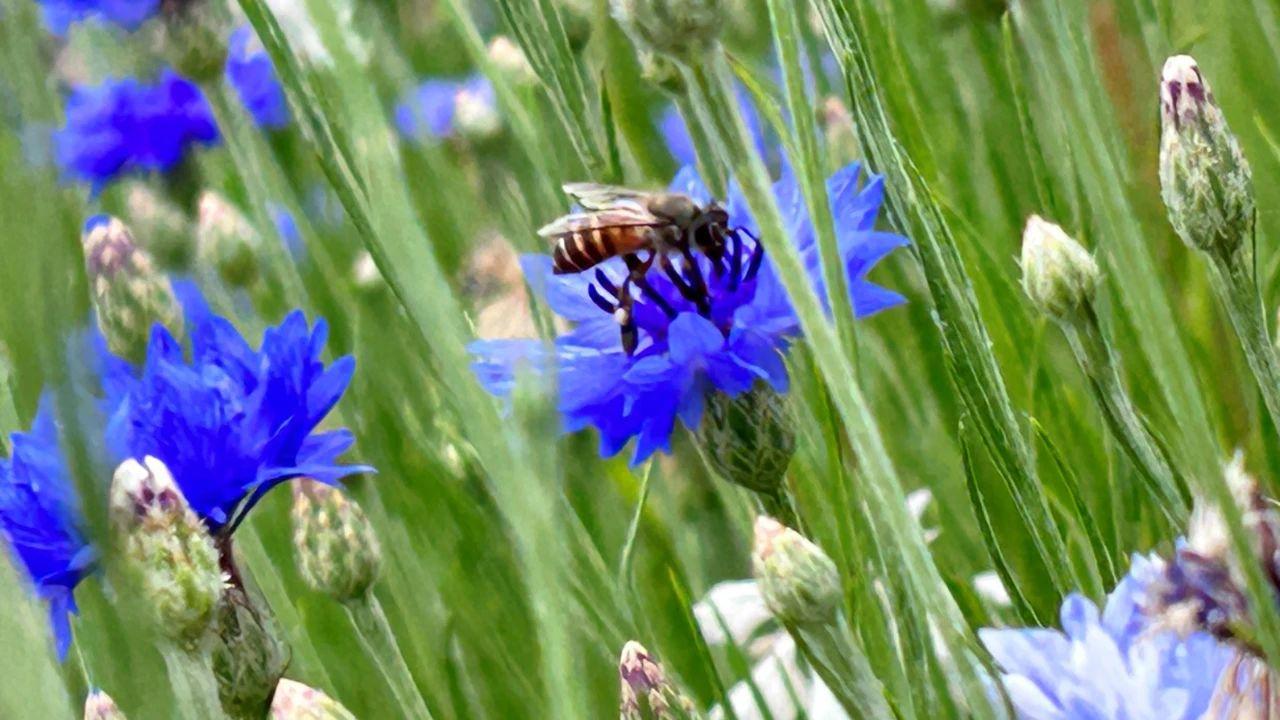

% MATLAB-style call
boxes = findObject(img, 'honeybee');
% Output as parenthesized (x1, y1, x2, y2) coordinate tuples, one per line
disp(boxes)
(539, 183, 730, 276)
(537, 183, 759, 355)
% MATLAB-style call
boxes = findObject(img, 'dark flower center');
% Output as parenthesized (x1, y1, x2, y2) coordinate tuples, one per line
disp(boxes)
(583, 229, 764, 355)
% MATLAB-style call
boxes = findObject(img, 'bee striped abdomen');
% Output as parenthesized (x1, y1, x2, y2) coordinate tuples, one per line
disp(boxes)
(552, 222, 638, 274)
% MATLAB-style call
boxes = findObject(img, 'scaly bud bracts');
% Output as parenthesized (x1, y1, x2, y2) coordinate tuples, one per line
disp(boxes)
(1159, 56, 1254, 258)
(1019, 215, 1100, 324)
(84, 689, 126, 720)
(83, 216, 184, 364)
(611, 0, 724, 64)
(618, 641, 696, 720)
(110, 457, 224, 646)
(291, 479, 382, 602)
(752, 516, 842, 626)
(270, 679, 357, 720)
(197, 192, 262, 289)
(695, 384, 796, 495)
(211, 584, 291, 720)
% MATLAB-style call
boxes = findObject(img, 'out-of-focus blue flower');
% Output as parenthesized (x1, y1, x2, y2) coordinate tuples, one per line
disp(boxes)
(53, 70, 218, 191)
(979, 553, 1235, 720)
(394, 75, 497, 141)
(37, 0, 159, 35)
(226, 25, 291, 130)
(469, 163, 906, 464)
(659, 84, 773, 170)
(269, 203, 304, 261)
(105, 285, 371, 535)
(0, 397, 96, 660)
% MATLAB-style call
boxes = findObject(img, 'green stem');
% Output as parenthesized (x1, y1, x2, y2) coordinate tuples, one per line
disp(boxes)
(618, 462, 654, 587)
(344, 594, 435, 720)
(678, 53, 996, 714)
(160, 645, 228, 720)
(673, 92, 727, 198)
(787, 613, 894, 720)
(1206, 247, 1280, 441)
(1060, 304, 1190, 523)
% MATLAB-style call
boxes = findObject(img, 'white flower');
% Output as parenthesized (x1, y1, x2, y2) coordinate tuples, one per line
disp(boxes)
(695, 580, 846, 720)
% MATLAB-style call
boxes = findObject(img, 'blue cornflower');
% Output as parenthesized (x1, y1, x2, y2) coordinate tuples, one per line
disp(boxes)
(37, 0, 159, 35)
(394, 75, 498, 142)
(0, 397, 96, 659)
(105, 286, 370, 534)
(980, 553, 1235, 720)
(226, 25, 291, 130)
(53, 70, 219, 191)
(469, 163, 906, 464)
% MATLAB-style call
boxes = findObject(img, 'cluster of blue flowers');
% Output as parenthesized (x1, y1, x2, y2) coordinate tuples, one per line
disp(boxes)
(470, 163, 906, 463)
(39, 0, 292, 189)
(0, 285, 365, 657)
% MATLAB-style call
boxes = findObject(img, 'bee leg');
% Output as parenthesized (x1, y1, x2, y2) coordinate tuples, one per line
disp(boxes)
(658, 254, 712, 317)
(625, 252, 677, 318)
(616, 277, 639, 355)
(672, 248, 712, 316)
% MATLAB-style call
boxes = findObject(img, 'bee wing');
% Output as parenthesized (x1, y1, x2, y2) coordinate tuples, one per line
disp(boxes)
(536, 208, 663, 240)
(561, 183, 651, 212)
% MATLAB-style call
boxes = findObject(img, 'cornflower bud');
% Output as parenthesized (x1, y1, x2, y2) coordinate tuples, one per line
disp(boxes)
(109, 456, 224, 646)
(84, 689, 126, 720)
(751, 516, 841, 626)
(291, 479, 382, 602)
(270, 679, 357, 720)
(1159, 55, 1254, 259)
(211, 583, 291, 720)
(157, 0, 234, 85)
(611, 0, 724, 64)
(1020, 215, 1100, 325)
(695, 385, 796, 495)
(83, 216, 184, 364)
(197, 192, 262, 289)
(618, 641, 697, 720)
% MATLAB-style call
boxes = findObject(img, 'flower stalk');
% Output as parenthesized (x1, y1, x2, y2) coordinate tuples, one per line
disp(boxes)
(670, 43, 998, 712)
(751, 517, 894, 719)
(1020, 217, 1189, 522)
(343, 593, 435, 720)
